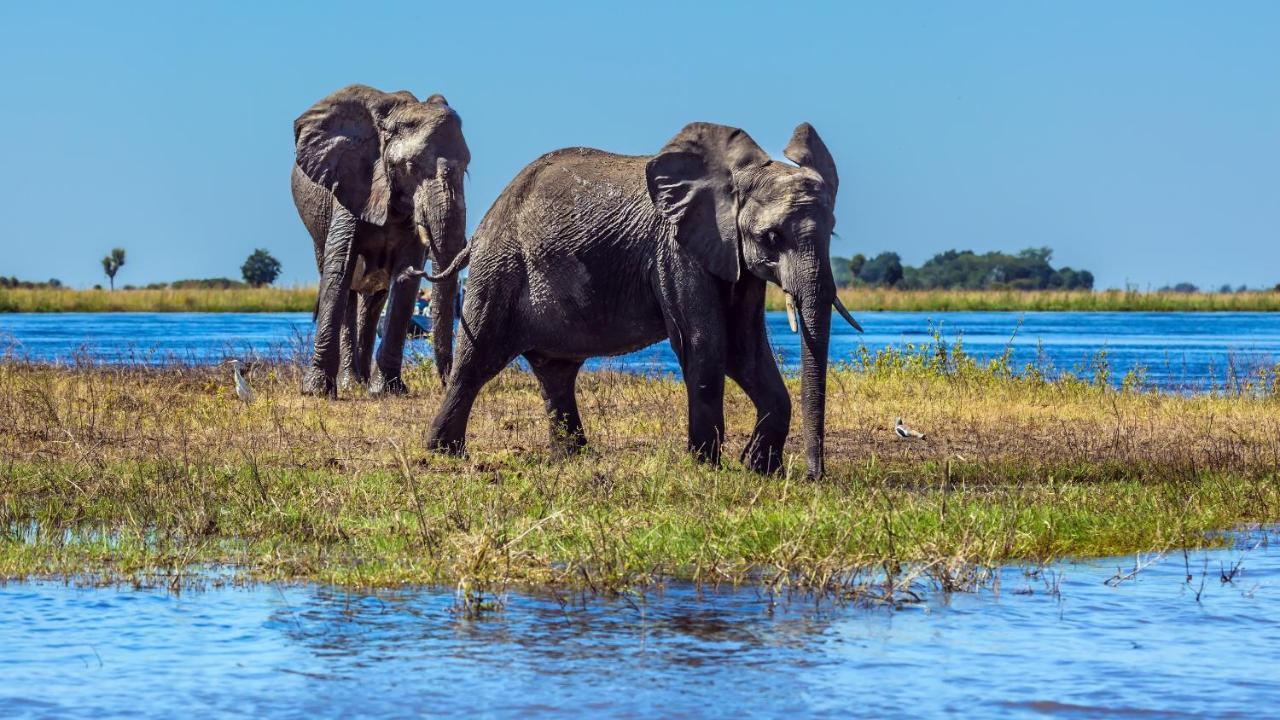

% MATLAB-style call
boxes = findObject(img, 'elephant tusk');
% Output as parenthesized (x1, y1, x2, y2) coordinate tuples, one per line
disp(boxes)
(416, 223, 440, 257)
(832, 296, 863, 333)
(784, 292, 799, 333)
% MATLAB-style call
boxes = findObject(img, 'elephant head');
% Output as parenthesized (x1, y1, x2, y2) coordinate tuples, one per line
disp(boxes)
(294, 85, 469, 377)
(646, 122, 857, 478)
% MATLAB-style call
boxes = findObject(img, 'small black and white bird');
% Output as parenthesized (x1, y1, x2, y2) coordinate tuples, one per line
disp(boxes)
(225, 359, 255, 403)
(895, 417, 925, 440)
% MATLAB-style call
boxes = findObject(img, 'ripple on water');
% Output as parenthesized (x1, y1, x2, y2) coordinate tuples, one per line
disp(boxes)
(2, 530, 1279, 717)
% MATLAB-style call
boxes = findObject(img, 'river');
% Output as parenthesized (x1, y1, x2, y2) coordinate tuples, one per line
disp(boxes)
(3, 311, 1279, 390)
(2, 529, 1276, 717)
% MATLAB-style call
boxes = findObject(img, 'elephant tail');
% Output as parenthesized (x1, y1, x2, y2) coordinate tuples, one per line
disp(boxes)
(399, 247, 472, 283)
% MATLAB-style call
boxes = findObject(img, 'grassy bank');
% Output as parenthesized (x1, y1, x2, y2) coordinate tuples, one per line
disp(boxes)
(766, 287, 1280, 312)
(0, 286, 316, 313)
(6, 285, 1280, 313)
(2, 346, 1278, 599)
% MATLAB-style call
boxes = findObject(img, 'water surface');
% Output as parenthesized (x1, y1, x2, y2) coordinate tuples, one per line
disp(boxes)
(2, 531, 1276, 717)
(2, 311, 1278, 390)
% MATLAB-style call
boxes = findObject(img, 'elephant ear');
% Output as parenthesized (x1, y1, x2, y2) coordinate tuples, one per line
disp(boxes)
(294, 85, 411, 226)
(784, 122, 838, 201)
(645, 123, 769, 283)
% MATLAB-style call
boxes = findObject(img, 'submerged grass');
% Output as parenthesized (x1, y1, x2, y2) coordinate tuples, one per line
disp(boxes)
(766, 286, 1280, 312)
(0, 286, 316, 313)
(1, 340, 1278, 599)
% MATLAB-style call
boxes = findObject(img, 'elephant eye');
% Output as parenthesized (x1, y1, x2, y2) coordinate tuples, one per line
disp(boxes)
(762, 230, 782, 247)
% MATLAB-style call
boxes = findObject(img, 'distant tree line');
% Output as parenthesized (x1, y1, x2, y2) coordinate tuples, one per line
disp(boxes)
(1161, 282, 1257, 294)
(831, 247, 1094, 290)
(0, 277, 63, 289)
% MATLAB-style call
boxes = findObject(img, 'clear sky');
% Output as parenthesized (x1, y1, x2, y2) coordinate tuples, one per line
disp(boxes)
(1, 1, 1276, 290)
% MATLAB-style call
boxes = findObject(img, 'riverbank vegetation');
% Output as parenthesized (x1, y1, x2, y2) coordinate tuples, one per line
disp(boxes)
(6, 285, 1280, 314)
(2, 340, 1277, 599)
(764, 286, 1280, 312)
(0, 285, 316, 313)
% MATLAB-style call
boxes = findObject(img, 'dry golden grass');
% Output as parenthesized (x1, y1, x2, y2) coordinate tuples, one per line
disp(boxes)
(765, 286, 1280, 312)
(1, 348, 1278, 598)
(7, 285, 1280, 314)
(0, 286, 315, 312)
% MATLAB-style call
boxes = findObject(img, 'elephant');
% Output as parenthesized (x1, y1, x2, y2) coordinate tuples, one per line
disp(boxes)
(291, 84, 469, 397)
(424, 122, 860, 479)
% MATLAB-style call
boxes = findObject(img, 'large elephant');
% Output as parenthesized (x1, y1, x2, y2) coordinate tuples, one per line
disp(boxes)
(425, 122, 860, 479)
(291, 84, 469, 397)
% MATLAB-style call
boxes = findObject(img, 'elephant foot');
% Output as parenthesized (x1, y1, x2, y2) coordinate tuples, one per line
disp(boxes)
(369, 370, 410, 397)
(339, 368, 370, 392)
(301, 368, 338, 399)
(687, 446, 723, 470)
(427, 433, 467, 457)
(741, 437, 785, 475)
(548, 435, 588, 460)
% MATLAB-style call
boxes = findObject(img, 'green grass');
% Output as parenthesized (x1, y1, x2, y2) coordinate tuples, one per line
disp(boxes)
(766, 286, 1280, 312)
(0, 286, 316, 312)
(2, 341, 1278, 597)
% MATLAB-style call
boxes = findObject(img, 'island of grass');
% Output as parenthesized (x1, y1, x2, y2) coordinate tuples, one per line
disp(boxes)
(2, 341, 1277, 602)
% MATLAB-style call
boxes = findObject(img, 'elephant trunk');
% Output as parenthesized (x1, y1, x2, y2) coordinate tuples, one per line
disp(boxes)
(787, 256, 836, 480)
(415, 170, 466, 383)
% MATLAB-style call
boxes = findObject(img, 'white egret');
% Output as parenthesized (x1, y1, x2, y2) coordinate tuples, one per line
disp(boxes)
(225, 359, 255, 403)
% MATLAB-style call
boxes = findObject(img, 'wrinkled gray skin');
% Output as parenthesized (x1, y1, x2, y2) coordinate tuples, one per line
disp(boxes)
(427, 122, 848, 479)
(291, 84, 469, 397)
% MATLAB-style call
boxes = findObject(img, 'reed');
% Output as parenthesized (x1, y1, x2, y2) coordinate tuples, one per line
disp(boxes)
(765, 287, 1280, 312)
(0, 286, 316, 313)
(1, 340, 1278, 596)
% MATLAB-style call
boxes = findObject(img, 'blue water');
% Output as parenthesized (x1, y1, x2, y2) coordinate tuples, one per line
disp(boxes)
(2, 311, 1279, 389)
(2, 530, 1276, 718)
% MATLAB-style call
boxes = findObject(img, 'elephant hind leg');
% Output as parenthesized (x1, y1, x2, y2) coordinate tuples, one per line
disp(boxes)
(426, 349, 518, 455)
(526, 353, 586, 456)
(426, 317, 523, 455)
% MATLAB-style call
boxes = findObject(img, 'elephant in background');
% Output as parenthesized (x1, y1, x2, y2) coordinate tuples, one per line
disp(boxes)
(425, 122, 860, 479)
(291, 84, 469, 397)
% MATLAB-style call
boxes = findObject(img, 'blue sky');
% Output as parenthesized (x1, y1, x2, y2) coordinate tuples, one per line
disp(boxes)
(1, 1, 1277, 290)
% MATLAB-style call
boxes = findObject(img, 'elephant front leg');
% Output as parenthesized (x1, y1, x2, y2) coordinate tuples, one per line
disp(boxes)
(668, 327, 727, 466)
(371, 246, 425, 396)
(352, 289, 387, 385)
(730, 360, 790, 475)
(338, 290, 359, 389)
(303, 204, 358, 398)
(726, 281, 791, 475)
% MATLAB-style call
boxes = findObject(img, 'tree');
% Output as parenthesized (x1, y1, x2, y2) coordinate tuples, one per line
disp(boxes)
(241, 249, 282, 287)
(101, 248, 126, 290)
(859, 252, 904, 287)
(829, 256, 854, 286)
(846, 254, 866, 286)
